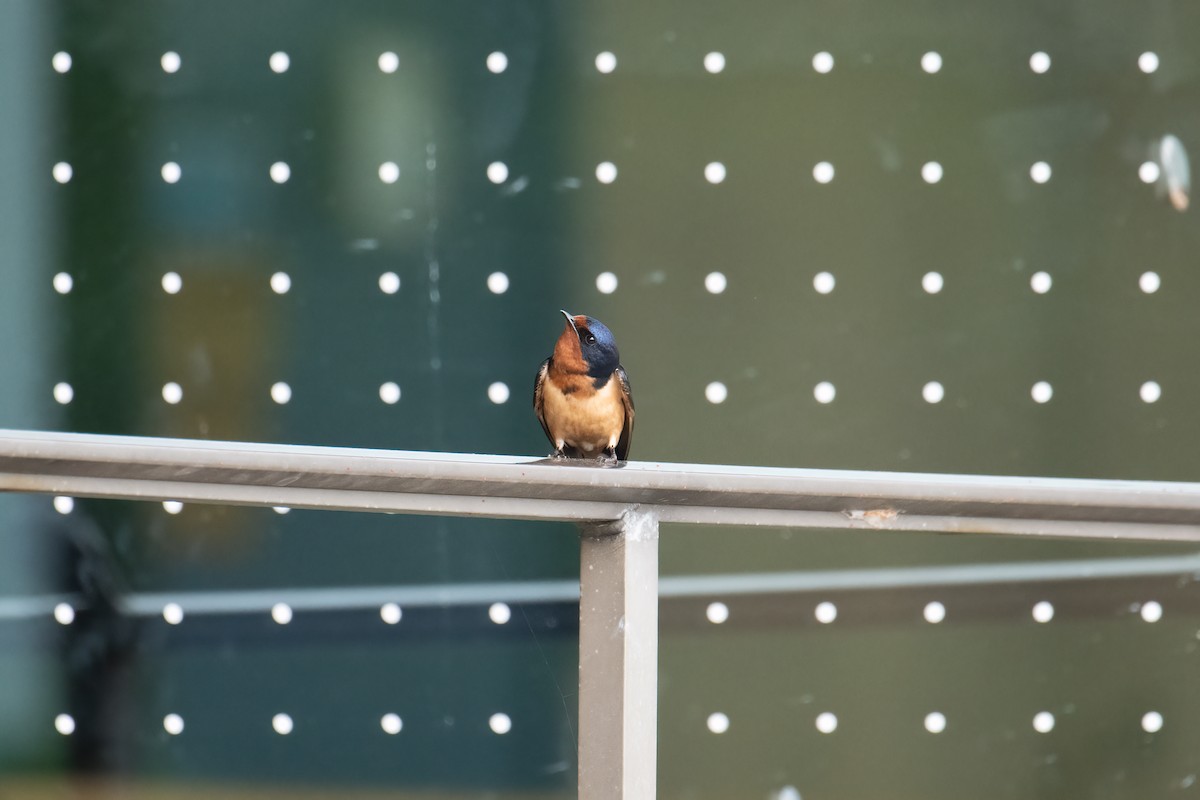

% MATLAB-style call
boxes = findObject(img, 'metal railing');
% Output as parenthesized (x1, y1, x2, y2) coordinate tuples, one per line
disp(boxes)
(3, 428, 1200, 798)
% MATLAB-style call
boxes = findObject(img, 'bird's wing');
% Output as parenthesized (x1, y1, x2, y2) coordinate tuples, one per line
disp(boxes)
(533, 357, 554, 448)
(615, 365, 634, 461)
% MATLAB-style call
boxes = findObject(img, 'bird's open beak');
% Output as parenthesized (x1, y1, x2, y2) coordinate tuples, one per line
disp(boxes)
(560, 309, 577, 332)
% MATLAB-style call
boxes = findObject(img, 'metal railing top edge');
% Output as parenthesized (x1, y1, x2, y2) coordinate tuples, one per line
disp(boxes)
(2, 428, 1200, 539)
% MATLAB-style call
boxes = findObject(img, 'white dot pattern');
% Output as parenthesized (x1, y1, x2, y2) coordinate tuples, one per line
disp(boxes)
(378, 52, 400, 73)
(706, 712, 730, 734)
(488, 602, 511, 624)
(705, 381, 728, 404)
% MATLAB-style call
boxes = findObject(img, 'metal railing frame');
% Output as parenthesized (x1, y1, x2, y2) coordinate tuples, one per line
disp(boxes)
(3, 429, 1200, 799)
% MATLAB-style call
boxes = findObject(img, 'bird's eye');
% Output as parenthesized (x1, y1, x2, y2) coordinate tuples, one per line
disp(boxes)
(585, 334, 596, 344)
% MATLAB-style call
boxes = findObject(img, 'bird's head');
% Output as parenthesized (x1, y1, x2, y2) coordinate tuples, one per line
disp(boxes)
(556, 309, 621, 378)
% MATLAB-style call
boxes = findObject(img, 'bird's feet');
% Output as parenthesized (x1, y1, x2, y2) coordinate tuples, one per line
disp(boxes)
(598, 448, 620, 467)
(550, 448, 568, 461)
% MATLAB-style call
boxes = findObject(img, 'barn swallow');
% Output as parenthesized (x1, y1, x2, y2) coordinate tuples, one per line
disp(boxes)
(534, 310, 634, 464)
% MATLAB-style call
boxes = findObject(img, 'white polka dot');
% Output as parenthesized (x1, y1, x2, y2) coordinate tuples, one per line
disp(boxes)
(55, 714, 75, 735)
(1032, 600, 1054, 623)
(813, 382, 836, 404)
(381, 713, 403, 734)
(922, 381, 945, 404)
(921, 51, 942, 74)
(272, 713, 294, 735)
(1140, 381, 1161, 403)
(922, 271, 944, 294)
(815, 712, 838, 734)
(53, 496, 74, 515)
(705, 272, 727, 294)
(705, 381, 728, 404)
(1141, 601, 1163, 623)
(1030, 161, 1052, 183)
(161, 51, 181, 73)
(814, 601, 837, 624)
(1139, 271, 1161, 294)
(380, 603, 402, 625)
(703, 52, 725, 74)
(486, 51, 508, 73)
(489, 712, 512, 734)
(921, 161, 943, 184)
(487, 271, 509, 294)
(379, 162, 400, 183)
(1142, 711, 1163, 733)
(813, 272, 835, 294)
(162, 602, 184, 625)
(52, 52, 72, 73)
(923, 601, 946, 623)
(53, 272, 73, 294)
(53, 162, 72, 183)
(53, 602, 75, 625)
(379, 382, 401, 404)
(269, 162, 290, 183)
(271, 603, 293, 625)
(378, 52, 400, 73)
(1032, 381, 1053, 404)
(596, 271, 619, 294)
(596, 161, 618, 184)
(379, 272, 401, 294)
(705, 602, 729, 624)
(488, 602, 511, 624)
(595, 51, 617, 73)
(706, 712, 730, 734)
(705, 162, 727, 184)
(1138, 52, 1159, 74)
(162, 382, 183, 405)
(813, 161, 835, 184)
(487, 382, 510, 405)
(924, 712, 947, 734)
(776, 787, 802, 800)
(1029, 52, 1051, 73)
(161, 162, 181, 184)
(1033, 711, 1055, 733)
(53, 382, 73, 404)
(162, 500, 183, 515)
(1030, 271, 1052, 294)
(271, 382, 292, 404)
(162, 272, 182, 294)
(1139, 161, 1161, 184)
(269, 51, 290, 73)
(163, 713, 185, 735)
(812, 51, 834, 74)
(273, 506, 290, 515)
(487, 161, 508, 184)
(270, 271, 291, 294)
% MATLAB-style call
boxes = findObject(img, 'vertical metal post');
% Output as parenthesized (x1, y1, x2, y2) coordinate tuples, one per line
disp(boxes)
(578, 509, 659, 800)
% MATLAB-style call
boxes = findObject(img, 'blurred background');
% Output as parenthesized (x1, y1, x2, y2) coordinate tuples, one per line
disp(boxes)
(1, 0, 1200, 797)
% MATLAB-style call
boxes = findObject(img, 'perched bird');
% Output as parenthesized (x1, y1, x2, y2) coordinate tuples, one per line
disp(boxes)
(534, 310, 634, 463)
